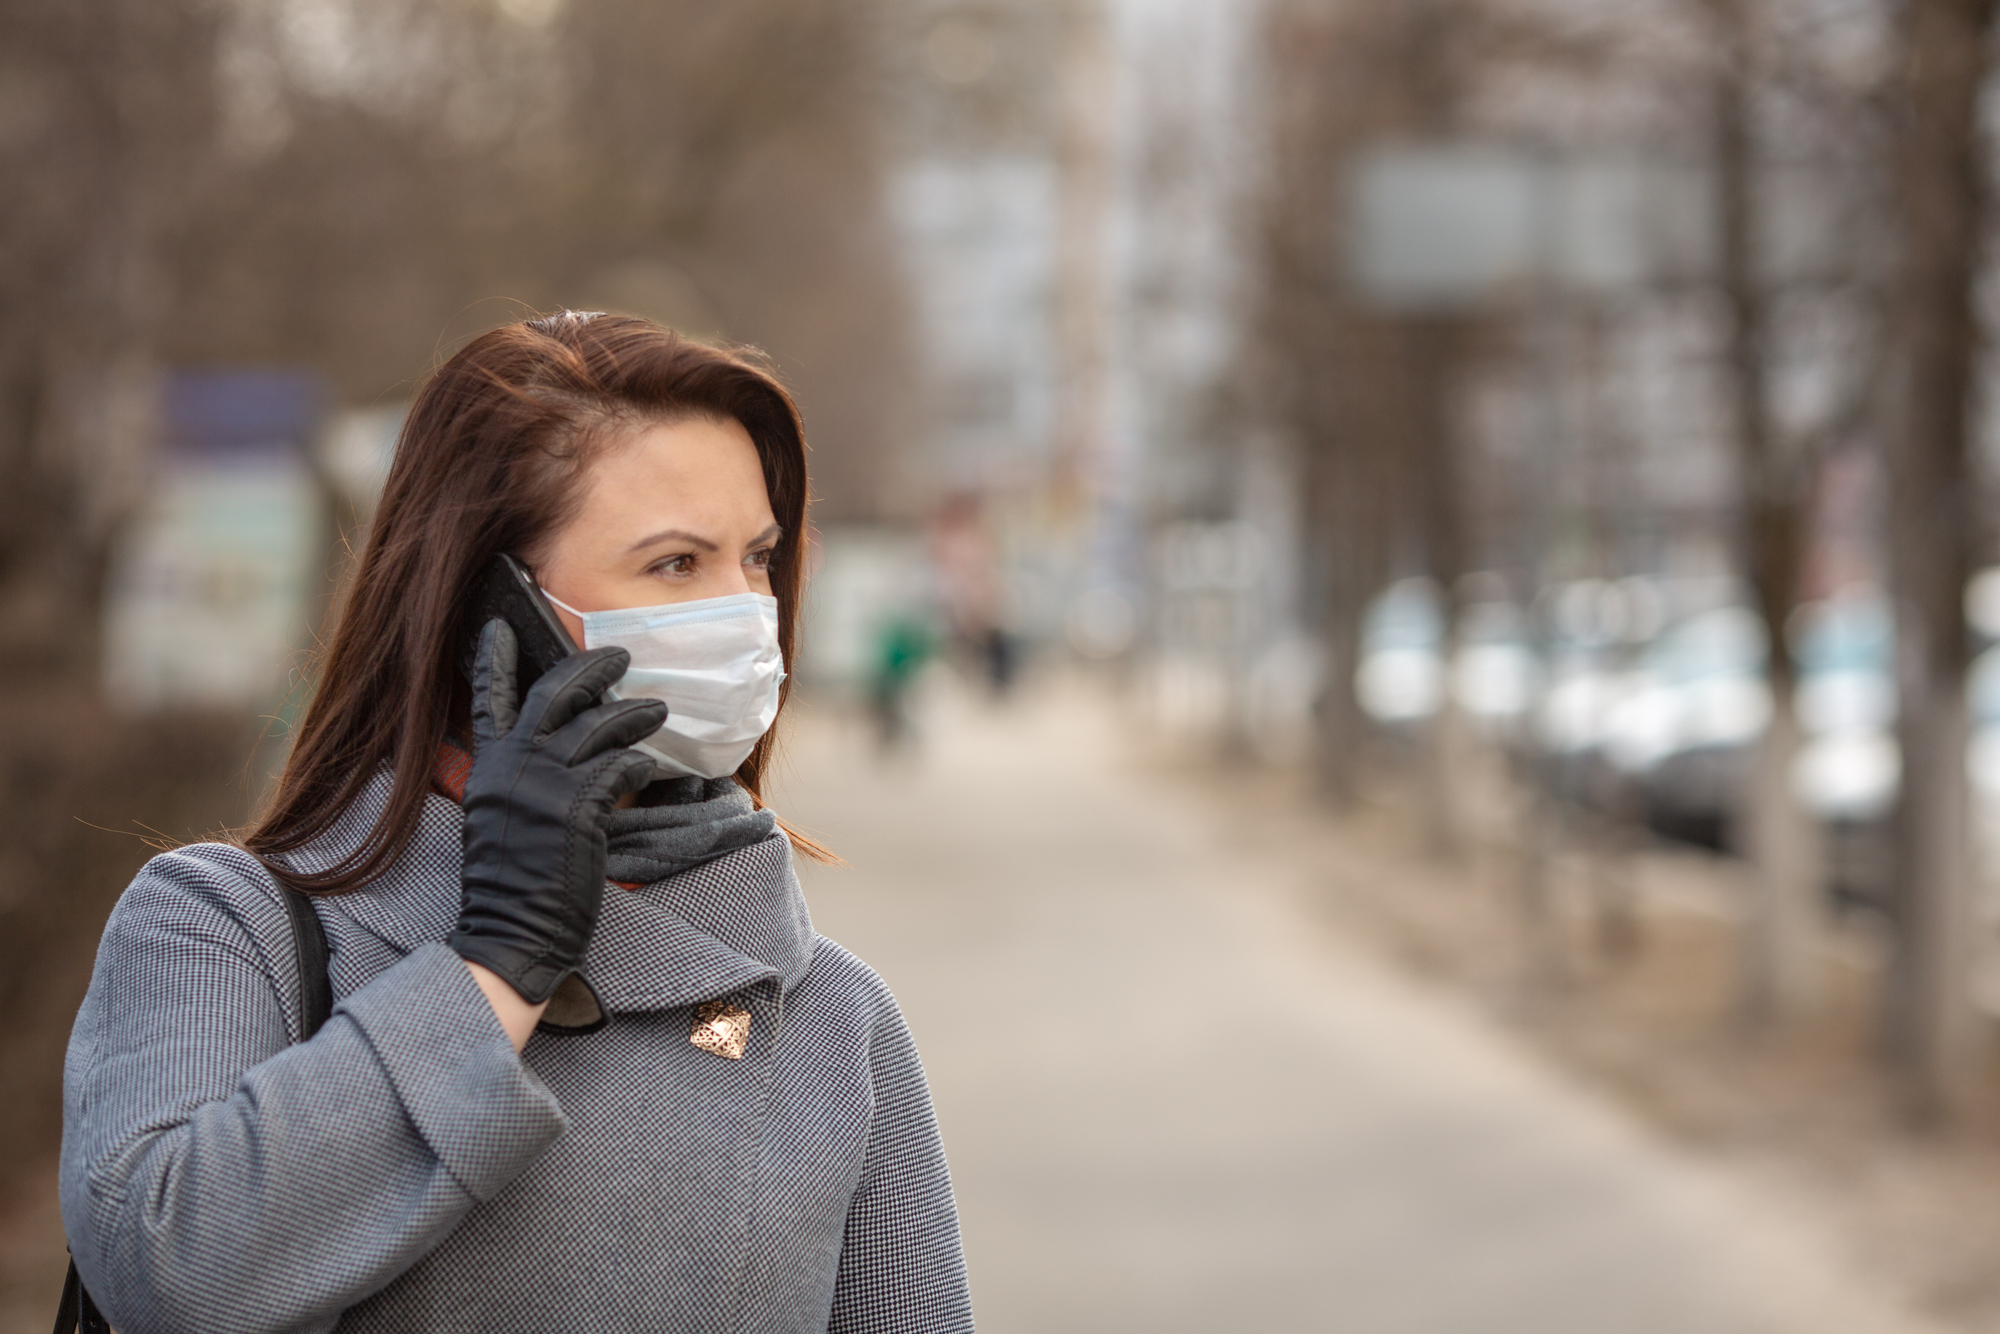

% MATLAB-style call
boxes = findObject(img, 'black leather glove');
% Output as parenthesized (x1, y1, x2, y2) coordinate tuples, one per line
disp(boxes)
(447, 619, 666, 1004)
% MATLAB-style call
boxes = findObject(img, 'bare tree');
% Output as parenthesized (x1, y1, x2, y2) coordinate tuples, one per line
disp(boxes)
(1251, 1, 1378, 806)
(1704, 0, 1826, 1023)
(0, 0, 220, 680)
(1251, 0, 1480, 813)
(1885, 0, 1993, 1116)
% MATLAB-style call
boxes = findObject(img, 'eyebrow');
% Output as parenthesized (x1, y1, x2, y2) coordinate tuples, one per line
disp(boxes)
(624, 523, 783, 557)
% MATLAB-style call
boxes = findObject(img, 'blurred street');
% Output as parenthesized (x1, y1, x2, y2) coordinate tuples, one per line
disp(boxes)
(771, 678, 1940, 1334)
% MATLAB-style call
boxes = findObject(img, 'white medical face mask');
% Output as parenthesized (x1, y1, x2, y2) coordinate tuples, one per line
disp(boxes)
(543, 590, 786, 780)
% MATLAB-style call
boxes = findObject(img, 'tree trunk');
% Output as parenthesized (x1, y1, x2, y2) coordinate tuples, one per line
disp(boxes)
(1305, 382, 1389, 808)
(1886, 0, 1992, 1117)
(1051, 0, 1115, 523)
(1742, 702, 1825, 1017)
(1408, 317, 1468, 860)
(1709, 0, 1825, 1022)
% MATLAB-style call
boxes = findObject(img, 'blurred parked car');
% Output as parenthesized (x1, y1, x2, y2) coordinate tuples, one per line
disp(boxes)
(1356, 575, 1969, 879)
(1596, 602, 1771, 847)
(1356, 578, 1542, 734)
(1790, 591, 1899, 818)
(1355, 578, 1446, 726)
(1454, 598, 1539, 725)
(1576, 586, 1903, 856)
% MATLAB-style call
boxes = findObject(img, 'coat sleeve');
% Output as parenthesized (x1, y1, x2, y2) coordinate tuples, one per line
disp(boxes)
(827, 1000, 974, 1334)
(59, 849, 568, 1334)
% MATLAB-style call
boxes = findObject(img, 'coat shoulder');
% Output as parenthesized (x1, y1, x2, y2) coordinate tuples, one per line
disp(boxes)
(121, 840, 287, 918)
(796, 936, 921, 1051)
(101, 841, 298, 986)
(802, 936, 899, 1007)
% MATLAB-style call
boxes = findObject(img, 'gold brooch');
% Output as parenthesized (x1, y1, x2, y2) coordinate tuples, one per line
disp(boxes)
(690, 999, 752, 1060)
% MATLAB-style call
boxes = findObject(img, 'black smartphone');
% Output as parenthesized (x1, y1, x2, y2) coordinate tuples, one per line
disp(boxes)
(458, 553, 581, 689)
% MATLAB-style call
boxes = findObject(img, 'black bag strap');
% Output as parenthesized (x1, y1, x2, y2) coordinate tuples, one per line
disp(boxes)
(281, 884, 335, 1040)
(53, 1251, 107, 1334)
(57, 886, 331, 1333)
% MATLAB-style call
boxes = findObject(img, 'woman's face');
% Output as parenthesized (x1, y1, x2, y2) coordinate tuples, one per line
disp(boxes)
(532, 414, 779, 646)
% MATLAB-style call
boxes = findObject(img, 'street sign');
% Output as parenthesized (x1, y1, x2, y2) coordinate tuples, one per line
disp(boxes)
(1348, 144, 1715, 310)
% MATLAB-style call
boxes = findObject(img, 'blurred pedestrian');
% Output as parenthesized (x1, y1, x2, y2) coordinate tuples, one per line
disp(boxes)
(868, 608, 935, 753)
(57, 315, 972, 1334)
(928, 492, 1020, 697)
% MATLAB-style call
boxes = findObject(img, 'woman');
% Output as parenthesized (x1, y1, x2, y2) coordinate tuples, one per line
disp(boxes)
(60, 312, 974, 1333)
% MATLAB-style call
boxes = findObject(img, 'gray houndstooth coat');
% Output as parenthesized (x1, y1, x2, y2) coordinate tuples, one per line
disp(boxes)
(59, 772, 973, 1334)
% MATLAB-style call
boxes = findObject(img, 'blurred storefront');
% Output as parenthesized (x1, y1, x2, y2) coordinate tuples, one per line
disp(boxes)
(100, 370, 327, 713)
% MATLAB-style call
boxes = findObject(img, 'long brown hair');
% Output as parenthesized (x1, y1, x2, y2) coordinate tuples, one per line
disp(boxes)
(244, 312, 820, 894)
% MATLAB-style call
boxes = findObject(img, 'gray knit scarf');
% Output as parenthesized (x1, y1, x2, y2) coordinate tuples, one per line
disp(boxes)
(603, 776, 777, 885)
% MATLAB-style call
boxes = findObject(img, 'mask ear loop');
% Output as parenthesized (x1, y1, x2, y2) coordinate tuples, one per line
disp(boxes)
(541, 589, 588, 619)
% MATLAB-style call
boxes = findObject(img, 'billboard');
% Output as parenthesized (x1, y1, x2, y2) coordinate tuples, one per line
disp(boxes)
(102, 370, 327, 712)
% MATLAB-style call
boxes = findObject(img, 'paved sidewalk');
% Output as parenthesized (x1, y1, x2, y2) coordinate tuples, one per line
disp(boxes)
(767, 681, 1941, 1334)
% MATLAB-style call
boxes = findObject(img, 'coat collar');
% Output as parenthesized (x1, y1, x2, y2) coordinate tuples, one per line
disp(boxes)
(288, 770, 816, 1014)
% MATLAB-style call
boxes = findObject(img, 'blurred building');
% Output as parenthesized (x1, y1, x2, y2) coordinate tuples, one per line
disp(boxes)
(883, 0, 1260, 665)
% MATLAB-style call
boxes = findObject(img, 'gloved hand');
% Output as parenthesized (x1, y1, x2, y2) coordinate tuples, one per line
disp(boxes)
(447, 618, 666, 1004)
